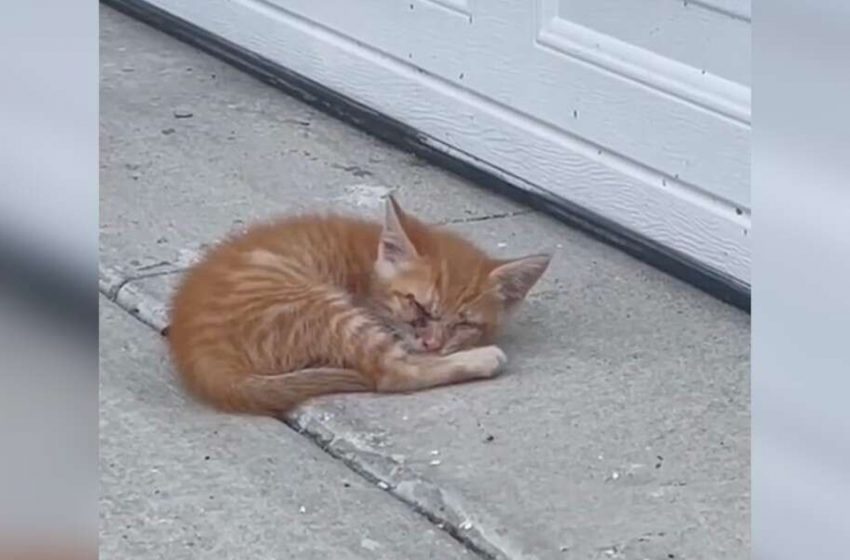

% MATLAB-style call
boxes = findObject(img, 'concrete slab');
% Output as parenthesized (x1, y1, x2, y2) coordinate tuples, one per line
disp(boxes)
(100, 6, 750, 560)
(99, 296, 473, 560)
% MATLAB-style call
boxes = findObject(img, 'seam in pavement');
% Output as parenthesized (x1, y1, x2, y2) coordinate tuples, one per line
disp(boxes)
(99, 263, 186, 300)
(436, 209, 534, 225)
(99, 264, 535, 560)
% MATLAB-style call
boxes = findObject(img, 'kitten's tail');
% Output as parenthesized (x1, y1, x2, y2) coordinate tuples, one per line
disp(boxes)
(182, 365, 374, 416)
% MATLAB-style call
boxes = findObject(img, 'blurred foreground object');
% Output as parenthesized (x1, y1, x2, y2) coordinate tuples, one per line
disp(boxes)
(0, 1, 98, 558)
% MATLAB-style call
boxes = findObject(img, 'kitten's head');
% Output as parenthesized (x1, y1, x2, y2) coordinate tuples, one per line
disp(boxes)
(371, 195, 551, 354)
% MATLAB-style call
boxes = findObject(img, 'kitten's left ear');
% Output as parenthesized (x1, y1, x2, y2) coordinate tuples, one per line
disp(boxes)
(488, 253, 552, 308)
(376, 195, 419, 279)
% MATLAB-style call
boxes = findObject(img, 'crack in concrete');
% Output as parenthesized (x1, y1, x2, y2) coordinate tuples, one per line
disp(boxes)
(100, 267, 171, 332)
(437, 209, 533, 225)
(127, 267, 188, 281)
(100, 263, 187, 299)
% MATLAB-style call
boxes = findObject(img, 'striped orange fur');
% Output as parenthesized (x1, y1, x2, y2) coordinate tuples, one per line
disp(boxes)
(167, 196, 550, 416)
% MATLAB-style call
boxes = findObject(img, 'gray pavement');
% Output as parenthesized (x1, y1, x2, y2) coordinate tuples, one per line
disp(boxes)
(100, 298, 471, 560)
(99, 6, 750, 560)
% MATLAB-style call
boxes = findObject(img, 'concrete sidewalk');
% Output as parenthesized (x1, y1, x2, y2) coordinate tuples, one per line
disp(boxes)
(99, 6, 750, 560)
(101, 298, 472, 560)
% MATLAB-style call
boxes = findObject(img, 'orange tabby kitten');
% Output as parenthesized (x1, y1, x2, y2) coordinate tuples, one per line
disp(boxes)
(167, 196, 550, 416)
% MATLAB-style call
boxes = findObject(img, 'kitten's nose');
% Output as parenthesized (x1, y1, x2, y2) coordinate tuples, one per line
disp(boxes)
(422, 335, 441, 351)
(421, 328, 443, 351)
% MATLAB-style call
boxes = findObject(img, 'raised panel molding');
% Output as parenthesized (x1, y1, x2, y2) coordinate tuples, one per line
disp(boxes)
(691, 0, 751, 21)
(537, 0, 750, 124)
(423, 0, 471, 17)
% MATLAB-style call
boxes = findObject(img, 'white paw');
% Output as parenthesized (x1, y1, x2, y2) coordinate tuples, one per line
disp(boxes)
(454, 345, 507, 378)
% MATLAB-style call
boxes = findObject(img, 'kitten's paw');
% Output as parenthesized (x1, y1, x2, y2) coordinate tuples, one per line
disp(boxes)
(454, 345, 507, 378)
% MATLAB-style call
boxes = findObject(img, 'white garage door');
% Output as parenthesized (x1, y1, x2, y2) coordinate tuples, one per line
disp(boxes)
(118, 0, 751, 286)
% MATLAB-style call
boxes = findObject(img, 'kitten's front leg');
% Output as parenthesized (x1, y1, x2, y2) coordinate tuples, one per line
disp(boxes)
(375, 345, 507, 393)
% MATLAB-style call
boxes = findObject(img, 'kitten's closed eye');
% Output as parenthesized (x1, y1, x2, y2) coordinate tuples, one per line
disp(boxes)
(454, 311, 483, 330)
(404, 294, 432, 327)
(406, 294, 430, 315)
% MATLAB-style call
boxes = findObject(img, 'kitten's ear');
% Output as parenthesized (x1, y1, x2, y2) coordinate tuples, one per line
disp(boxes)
(376, 195, 418, 279)
(488, 253, 552, 308)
